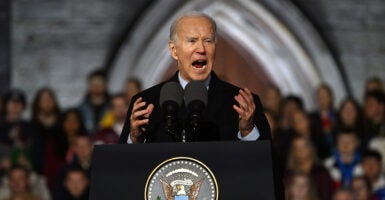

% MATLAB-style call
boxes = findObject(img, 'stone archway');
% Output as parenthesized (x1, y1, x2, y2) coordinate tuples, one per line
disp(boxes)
(108, 0, 347, 110)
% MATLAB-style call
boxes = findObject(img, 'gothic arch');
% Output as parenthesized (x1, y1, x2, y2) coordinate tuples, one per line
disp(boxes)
(108, 0, 346, 110)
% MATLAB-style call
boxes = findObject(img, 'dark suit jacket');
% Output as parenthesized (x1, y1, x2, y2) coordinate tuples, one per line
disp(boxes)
(119, 71, 271, 143)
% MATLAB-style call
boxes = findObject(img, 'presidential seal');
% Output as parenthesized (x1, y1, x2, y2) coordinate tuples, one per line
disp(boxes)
(145, 157, 218, 200)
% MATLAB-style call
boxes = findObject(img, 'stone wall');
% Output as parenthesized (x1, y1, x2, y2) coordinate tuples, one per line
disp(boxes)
(293, 0, 385, 102)
(11, 0, 149, 109)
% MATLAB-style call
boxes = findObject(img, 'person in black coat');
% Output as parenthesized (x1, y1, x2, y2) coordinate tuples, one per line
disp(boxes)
(118, 11, 283, 200)
(119, 12, 270, 144)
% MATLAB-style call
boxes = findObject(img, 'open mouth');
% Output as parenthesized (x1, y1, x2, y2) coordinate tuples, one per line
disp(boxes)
(192, 60, 207, 69)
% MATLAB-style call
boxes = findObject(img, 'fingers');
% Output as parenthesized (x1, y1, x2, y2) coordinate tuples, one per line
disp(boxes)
(130, 98, 154, 138)
(234, 88, 255, 117)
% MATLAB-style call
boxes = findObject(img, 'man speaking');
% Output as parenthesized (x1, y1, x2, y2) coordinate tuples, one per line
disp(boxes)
(119, 12, 271, 144)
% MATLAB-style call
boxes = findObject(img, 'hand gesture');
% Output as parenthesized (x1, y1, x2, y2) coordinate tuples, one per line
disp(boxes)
(129, 97, 154, 143)
(233, 88, 256, 137)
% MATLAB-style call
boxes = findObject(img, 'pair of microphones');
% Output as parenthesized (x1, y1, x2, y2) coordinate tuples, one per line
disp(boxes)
(159, 81, 208, 142)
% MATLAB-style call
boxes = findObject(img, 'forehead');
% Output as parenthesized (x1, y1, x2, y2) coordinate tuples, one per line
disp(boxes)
(176, 17, 214, 36)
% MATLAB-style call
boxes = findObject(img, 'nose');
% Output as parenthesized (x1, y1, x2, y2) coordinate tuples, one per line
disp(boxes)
(195, 40, 206, 54)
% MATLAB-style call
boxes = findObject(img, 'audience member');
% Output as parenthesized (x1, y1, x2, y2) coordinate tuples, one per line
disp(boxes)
(60, 108, 87, 163)
(60, 167, 89, 200)
(124, 77, 142, 105)
(361, 150, 385, 199)
(94, 93, 128, 144)
(310, 84, 337, 154)
(285, 136, 333, 200)
(0, 165, 47, 200)
(324, 129, 363, 189)
(336, 98, 363, 132)
(265, 109, 277, 139)
(53, 135, 93, 200)
(0, 89, 37, 175)
(78, 70, 110, 134)
(30, 88, 67, 191)
(365, 77, 384, 93)
(262, 85, 282, 119)
(274, 95, 304, 166)
(291, 109, 331, 159)
(363, 91, 385, 149)
(352, 176, 379, 200)
(285, 171, 319, 200)
(333, 188, 355, 200)
(0, 89, 34, 148)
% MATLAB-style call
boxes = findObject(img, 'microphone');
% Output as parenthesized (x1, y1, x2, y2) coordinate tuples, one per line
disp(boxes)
(184, 81, 208, 135)
(159, 82, 184, 138)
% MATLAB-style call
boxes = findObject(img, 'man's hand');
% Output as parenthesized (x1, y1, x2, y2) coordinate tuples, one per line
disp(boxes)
(233, 88, 256, 137)
(130, 97, 154, 143)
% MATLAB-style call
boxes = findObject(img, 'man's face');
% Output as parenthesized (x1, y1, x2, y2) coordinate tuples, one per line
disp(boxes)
(169, 17, 216, 82)
(9, 169, 29, 194)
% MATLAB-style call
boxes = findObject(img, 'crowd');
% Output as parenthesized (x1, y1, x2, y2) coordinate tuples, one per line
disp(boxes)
(0, 68, 384, 200)
(0, 70, 141, 200)
(263, 77, 385, 200)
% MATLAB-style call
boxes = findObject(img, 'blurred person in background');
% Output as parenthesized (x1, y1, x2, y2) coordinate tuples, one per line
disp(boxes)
(310, 84, 337, 154)
(59, 167, 89, 200)
(0, 164, 50, 200)
(365, 77, 384, 94)
(0, 89, 36, 176)
(336, 98, 364, 134)
(274, 95, 304, 166)
(285, 136, 334, 200)
(361, 150, 385, 199)
(78, 69, 110, 134)
(285, 171, 319, 200)
(0, 165, 46, 200)
(277, 95, 304, 132)
(363, 91, 385, 140)
(261, 85, 282, 120)
(94, 93, 128, 144)
(30, 88, 67, 191)
(264, 109, 277, 139)
(53, 134, 93, 200)
(352, 176, 380, 200)
(333, 189, 355, 200)
(335, 97, 365, 152)
(59, 108, 86, 163)
(124, 77, 142, 105)
(291, 109, 331, 160)
(363, 91, 385, 173)
(324, 129, 363, 189)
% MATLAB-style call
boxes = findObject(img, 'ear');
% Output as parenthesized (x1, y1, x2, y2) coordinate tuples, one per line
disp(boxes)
(169, 40, 178, 61)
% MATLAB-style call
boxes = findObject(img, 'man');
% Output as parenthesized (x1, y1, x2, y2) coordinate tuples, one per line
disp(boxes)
(119, 12, 270, 144)
(78, 70, 110, 134)
(0, 165, 40, 200)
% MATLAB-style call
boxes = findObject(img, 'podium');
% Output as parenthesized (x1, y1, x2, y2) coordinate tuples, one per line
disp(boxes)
(90, 141, 277, 199)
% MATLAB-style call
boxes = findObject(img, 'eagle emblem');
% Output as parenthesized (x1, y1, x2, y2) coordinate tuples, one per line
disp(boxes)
(145, 157, 218, 200)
